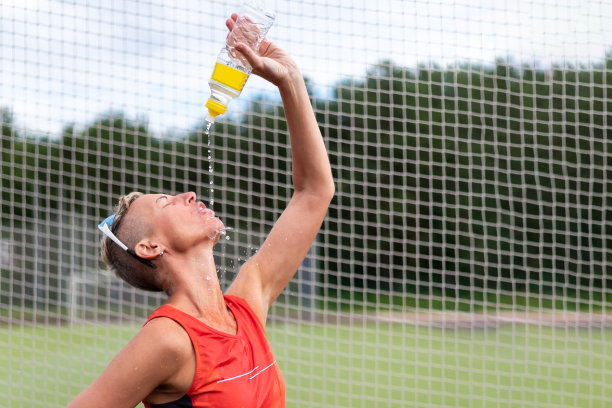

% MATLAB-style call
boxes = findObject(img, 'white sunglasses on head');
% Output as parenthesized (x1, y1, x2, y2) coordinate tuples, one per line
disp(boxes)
(98, 214, 156, 269)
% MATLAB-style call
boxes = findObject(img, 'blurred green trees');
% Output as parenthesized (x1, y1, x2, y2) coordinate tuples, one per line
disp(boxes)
(1, 55, 610, 308)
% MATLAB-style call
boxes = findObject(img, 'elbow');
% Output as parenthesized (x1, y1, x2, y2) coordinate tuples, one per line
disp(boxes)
(315, 176, 335, 207)
(320, 164, 336, 203)
(298, 177, 335, 208)
(315, 168, 335, 204)
(324, 178, 335, 204)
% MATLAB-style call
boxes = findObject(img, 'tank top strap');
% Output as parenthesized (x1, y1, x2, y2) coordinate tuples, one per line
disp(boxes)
(144, 304, 186, 327)
(222, 295, 261, 325)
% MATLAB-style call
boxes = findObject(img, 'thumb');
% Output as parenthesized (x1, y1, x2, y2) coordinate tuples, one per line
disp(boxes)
(235, 42, 261, 71)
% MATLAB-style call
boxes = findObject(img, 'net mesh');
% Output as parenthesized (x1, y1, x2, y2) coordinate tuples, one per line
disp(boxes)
(1, 1, 611, 407)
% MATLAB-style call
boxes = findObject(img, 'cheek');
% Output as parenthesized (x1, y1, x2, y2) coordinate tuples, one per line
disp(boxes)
(159, 218, 198, 251)
(163, 215, 225, 250)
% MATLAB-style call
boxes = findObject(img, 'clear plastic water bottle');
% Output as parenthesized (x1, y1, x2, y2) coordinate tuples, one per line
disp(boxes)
(205, 0, 275, 125)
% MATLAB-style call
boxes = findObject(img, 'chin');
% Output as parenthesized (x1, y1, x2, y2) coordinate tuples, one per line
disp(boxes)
(215, 217, 225, 231)
(206, 219, 226, 244)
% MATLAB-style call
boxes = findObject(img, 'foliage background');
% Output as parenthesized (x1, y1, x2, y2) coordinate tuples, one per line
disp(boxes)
(2, 57, 611, 311)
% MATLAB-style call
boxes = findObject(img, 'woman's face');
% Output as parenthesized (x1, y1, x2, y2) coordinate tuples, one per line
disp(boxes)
(131, 192, 225, 253)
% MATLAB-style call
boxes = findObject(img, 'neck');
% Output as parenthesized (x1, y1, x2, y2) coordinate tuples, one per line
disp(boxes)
(162, 247, 227, 317)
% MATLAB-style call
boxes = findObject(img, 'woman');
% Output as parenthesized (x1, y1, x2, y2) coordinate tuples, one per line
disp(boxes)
(68, 13, 334, 408)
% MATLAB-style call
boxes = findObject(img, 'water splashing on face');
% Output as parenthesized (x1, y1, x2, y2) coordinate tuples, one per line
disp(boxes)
(208, 227, 233, 241)
(222, 227, 232, 241)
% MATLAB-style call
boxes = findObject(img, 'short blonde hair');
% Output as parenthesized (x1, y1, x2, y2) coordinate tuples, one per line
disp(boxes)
(101, 192, 162, 292)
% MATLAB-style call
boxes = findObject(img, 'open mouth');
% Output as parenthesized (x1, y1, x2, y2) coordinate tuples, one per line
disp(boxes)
(197, 201, 215, 217)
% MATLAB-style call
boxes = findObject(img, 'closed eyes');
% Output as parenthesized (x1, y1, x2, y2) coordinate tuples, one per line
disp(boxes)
(155, 195, 171, 208)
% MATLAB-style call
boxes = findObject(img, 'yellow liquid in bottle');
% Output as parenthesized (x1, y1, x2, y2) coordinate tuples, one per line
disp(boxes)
(211, 62, 249, 92)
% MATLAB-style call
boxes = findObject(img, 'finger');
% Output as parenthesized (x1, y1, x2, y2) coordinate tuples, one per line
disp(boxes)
(225, 13, 238, 31)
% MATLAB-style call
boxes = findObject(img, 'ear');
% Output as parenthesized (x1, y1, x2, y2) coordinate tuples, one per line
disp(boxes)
(134, 239, 163, 261)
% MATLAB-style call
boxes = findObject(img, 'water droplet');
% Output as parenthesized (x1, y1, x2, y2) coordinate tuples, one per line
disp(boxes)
(206, 275, 211, 281)
(205, 120, 213, 136)
(206, 127, 214, 209)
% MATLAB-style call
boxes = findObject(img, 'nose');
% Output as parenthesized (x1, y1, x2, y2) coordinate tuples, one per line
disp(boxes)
(178, 191, 197, 205)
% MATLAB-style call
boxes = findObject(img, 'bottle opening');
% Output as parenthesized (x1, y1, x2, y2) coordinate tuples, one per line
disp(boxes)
(205, 98, 227, 119)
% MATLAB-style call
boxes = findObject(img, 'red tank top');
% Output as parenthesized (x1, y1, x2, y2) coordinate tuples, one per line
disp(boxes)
(142, 295, 285, 408)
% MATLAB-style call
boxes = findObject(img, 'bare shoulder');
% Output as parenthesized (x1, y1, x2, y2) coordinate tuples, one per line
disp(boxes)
(140, 316, 193, 360)
(67, 317, 194, 407)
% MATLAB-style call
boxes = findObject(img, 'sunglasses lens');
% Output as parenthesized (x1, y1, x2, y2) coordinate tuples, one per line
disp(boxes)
(99, 214, 116, 229)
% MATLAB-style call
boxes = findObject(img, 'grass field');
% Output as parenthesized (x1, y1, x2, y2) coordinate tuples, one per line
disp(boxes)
(1, 321, 611, 407)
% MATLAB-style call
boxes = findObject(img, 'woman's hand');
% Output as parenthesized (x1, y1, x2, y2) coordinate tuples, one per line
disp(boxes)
(226, 13, 299, 87)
